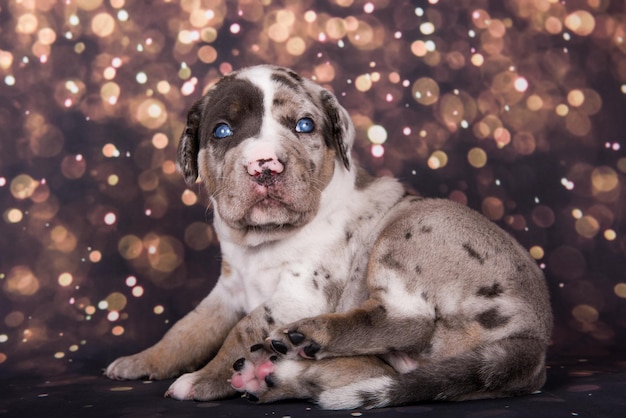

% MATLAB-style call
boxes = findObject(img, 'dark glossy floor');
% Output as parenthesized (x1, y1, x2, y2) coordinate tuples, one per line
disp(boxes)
(2, 356, 625, 418)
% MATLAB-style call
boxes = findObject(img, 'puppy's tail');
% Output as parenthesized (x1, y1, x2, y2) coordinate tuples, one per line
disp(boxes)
(316, 337, 547, 410)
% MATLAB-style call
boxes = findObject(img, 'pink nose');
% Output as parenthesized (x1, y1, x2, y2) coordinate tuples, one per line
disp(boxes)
(247, 158, 284, 187)
(246, 158, 284, 177)
(245, 143, 284, 185)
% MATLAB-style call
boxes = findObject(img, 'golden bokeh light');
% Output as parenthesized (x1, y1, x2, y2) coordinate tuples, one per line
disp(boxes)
(181, 189, 198, 206)
(530, 246, 545, 260)
(481, 197, 504, 221)
(367, 125, 387, 145)
(16, 13, 38, 35)
(4, 208, 24, 224)
(131, 286, 144, 297)
(591, 166, 619, 193)
(428, 151, 448, 170)
(604, 229, 617, 241)
(91, 13, 116, 38)
(58, 273, 73, 287)
(89, 250, 103, 263)
(111, 326, 125, 336)
(184, 222, 215, 251)
(572, 304, 599, 324)
(118, 235, 143, 260)
(468, 147, 488, 168)
(4, 266, 40, 297)
(10, 174, 39, 200)
(564, 10, 596, 36)
(144, 234, 184, 273)
(412, 77, 440, 106)
(105, 292, 128, 312)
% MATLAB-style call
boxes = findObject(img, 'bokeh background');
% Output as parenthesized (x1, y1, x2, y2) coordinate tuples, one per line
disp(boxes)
(1, 0, 625, 379)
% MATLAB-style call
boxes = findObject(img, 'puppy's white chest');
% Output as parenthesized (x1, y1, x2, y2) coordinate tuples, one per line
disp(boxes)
(224, 252, 284, 313)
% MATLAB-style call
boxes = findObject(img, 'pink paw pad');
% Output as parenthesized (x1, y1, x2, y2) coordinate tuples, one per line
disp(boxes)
(230, 359, 275, 395)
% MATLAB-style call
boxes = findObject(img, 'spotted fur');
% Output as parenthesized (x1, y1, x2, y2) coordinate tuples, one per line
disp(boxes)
(105, 65, 552, 409)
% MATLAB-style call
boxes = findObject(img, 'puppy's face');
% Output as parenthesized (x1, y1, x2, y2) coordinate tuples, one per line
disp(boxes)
(177, 65, 353, 245)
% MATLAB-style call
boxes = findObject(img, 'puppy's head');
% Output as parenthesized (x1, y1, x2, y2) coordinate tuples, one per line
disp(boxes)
(177, 65, 355, 246)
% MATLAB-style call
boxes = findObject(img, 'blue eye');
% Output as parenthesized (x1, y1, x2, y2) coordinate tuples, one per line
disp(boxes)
(295, 117, 315, 133)
(213, 123, 233, 139)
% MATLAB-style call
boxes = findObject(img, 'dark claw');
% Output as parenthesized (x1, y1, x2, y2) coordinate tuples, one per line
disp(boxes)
(244, 392, 259, 402)
(265, 374, 275, 388)
(233, 358, 245, 371)
(287, 331, 305, 345)
(250, 343, 264, 352)
(303, 342, 321, 358)
(270, 340, 288, 355)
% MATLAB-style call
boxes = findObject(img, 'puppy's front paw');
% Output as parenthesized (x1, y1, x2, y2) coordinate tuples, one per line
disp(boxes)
(165, 368, 237, 401)
(105, 354, 156, 380)
(230, 344, 308, 404)
(230, 344, 277, 401)
(267, 320, 324, 360)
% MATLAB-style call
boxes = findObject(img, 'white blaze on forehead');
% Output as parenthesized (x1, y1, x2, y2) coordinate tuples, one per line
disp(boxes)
(238, 67, 287, 166)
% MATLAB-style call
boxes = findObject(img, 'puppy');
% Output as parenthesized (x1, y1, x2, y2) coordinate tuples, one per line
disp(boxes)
(106, 65, 552, 409)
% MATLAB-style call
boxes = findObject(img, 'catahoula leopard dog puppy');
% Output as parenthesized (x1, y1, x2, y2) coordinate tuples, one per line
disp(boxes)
(106, 65, 553, 409)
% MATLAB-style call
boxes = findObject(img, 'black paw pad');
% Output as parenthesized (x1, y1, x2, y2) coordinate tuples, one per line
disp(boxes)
(250, 343, 264, 352)
(233, 358, 245, 371)
(287, 331, 305, 345)
(265, 374, 275, 388)
(270, 340, 288, 355)
(303, 342, 321, 358)
(244, 392, 259, 402)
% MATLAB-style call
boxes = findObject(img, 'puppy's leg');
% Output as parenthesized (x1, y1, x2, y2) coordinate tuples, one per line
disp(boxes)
(317, 336, 548, 408)
(164, 303, 276, 401)
(236, 336, 546, 409)
(230, 353, 397, 408)
(266, 296, 434, 360)
(165, 268, 356, 401)
(106, 287, 241, 380)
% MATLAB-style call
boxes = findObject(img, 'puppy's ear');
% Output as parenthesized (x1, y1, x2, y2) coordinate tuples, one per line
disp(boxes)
(321, 90, 352, 171)
(176, 98, 204, 186)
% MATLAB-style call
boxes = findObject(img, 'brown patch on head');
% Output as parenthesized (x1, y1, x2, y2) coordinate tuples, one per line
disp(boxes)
(197, 149, 218, 195)
(200, 79, 264, 161)
(318, 148, 336, 188)
(176, 76, 264, 190)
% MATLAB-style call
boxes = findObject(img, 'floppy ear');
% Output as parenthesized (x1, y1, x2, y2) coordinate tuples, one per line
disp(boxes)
(320, 90, 352, 171)
(176, 98, 204, 186)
